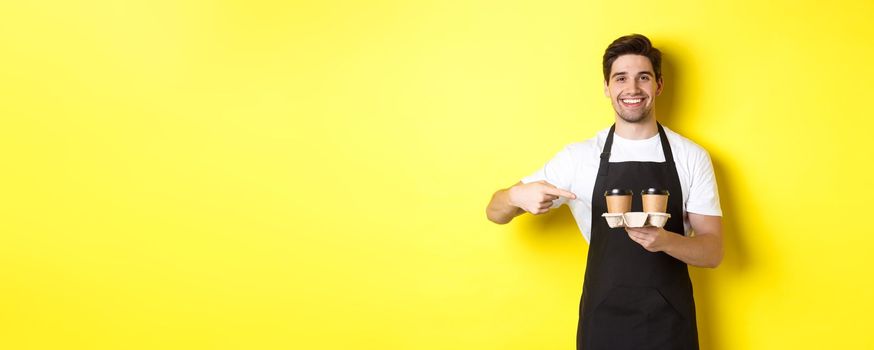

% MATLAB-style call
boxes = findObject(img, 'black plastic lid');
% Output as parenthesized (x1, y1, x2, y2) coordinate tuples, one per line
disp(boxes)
(604, 189, 633, 196)
(642, 188, 670, 196)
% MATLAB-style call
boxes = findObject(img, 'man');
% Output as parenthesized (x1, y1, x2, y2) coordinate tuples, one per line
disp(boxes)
(485, 34, 723, 349)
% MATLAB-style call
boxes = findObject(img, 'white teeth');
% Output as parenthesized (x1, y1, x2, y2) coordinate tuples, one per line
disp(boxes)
(622, 98, 642, 104)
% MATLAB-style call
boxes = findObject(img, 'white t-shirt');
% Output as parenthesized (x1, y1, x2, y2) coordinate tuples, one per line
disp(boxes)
(521, 125, 722, 243)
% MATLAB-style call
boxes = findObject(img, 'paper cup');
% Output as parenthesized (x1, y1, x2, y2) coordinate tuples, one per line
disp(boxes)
(605, 189, 633, 213)
(641, 188, 669, 213)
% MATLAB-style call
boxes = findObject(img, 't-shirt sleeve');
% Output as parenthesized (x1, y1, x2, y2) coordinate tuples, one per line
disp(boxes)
(686, 150, 723, 216)
(520, 145, 576, 209)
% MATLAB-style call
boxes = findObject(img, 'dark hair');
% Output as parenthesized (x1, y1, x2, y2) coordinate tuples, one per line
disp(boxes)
(602, 34, 662, 83)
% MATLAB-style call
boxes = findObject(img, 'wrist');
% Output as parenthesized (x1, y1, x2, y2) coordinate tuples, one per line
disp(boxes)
(506, 185, 519, 208)
(658, 228, 681, 252)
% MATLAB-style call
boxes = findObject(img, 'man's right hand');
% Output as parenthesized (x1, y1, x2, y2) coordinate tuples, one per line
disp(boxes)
(508, 180, 577, 215)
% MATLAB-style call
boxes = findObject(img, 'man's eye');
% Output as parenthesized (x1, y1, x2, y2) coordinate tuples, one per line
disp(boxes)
(640, 76, 650, 81)
(616, 77, 625, 82)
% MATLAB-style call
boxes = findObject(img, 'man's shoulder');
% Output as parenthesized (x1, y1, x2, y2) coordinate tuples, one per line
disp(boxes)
(558, 125, 713, 158)
(662, 126, 711, 159)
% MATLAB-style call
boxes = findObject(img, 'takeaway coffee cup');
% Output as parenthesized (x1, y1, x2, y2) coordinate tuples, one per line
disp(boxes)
(605, 189, 633, 213)
(642, 188, 670, 213)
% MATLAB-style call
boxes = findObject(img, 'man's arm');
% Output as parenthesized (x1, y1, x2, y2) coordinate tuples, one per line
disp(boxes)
(486, 182, 526, 224)
(486, 180, 577, 225)
(624, 213, 723, 268)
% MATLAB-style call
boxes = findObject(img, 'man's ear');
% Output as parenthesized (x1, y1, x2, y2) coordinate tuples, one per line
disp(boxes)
(656, 77, 664, 96)
(603, 80, 609, 97)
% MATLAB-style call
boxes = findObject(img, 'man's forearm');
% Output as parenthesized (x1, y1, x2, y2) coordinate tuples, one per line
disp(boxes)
(486, 188, 524, 224)
(661, 232, 723, 268)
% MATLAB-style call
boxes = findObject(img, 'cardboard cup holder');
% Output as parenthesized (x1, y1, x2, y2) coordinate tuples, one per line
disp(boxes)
(601, 212, 671, 228)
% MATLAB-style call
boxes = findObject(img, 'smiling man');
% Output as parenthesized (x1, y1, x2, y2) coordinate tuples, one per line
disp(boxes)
(486, 34, 724, 349)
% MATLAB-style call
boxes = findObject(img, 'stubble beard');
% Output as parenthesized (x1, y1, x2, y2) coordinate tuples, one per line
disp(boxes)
(616, 105, 653, 124)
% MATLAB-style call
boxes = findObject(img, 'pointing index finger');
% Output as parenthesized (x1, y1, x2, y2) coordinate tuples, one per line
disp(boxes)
(545, 187, 577, 200)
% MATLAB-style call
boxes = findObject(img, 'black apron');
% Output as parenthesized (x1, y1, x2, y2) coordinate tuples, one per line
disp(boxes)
(576, 123, 698, 350)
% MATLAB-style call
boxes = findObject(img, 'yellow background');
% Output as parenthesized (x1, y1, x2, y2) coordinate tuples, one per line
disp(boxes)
(2, 1, 873, 349)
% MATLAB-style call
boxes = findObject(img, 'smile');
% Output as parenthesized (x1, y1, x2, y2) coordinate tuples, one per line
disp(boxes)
(620, 97, 645, 107)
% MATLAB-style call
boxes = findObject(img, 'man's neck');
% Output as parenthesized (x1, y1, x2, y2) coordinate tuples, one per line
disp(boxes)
(614, 116, 658, 140)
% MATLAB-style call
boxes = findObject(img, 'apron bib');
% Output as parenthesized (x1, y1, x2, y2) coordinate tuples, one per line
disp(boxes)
(576, 123, 698, 350)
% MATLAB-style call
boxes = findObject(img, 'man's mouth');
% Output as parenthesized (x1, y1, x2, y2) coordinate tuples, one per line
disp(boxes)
(620, 97, 645, 108)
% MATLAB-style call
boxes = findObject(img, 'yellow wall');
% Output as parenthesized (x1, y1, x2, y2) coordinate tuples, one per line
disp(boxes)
(2, 1, 872, 349)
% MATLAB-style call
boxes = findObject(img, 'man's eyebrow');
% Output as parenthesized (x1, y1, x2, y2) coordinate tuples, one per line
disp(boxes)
(610, 70, 655, 78)
(611, 71, 655, 79)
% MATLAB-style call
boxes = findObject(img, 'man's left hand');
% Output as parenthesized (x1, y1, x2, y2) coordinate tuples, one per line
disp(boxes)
(625, 226, 675, 252)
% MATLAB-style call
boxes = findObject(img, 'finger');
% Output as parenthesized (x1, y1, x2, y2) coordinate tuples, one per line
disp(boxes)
(625, 229, 645, 241)
(539, 201, 553, 209)
(544, 187, 577, 200)
(542, 194, 558, 201)
(634, 227, 657, 236)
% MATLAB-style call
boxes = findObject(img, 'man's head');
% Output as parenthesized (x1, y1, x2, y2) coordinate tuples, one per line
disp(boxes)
(602, 34, 663, 124)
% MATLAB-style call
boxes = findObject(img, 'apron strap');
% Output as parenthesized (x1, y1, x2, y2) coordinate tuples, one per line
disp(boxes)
(597, 122, 677, 179)
(596, 124, 616, 178)
(656, 123, 676, 166)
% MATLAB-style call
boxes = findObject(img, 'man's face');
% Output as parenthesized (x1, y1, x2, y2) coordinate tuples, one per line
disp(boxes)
(604, 54, 663, 123)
